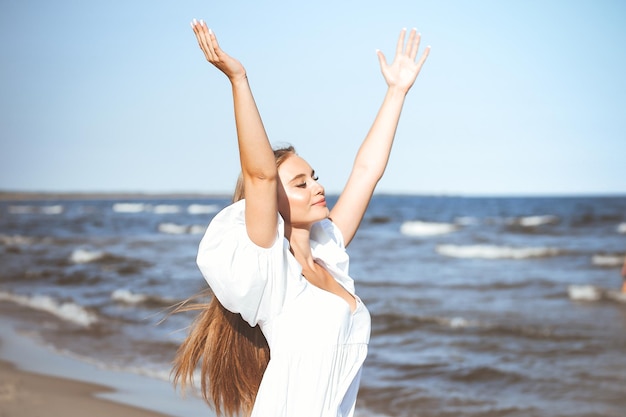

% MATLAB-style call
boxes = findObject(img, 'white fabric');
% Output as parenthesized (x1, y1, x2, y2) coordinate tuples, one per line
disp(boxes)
(197, 200, 371, 417)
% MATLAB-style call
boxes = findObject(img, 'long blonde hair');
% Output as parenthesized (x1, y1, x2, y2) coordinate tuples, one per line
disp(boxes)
(172, 146, 295, 417)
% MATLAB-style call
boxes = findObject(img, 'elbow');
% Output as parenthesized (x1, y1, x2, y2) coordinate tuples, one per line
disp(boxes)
(352, 162, 384, 184)
(243, 167, 279, 183)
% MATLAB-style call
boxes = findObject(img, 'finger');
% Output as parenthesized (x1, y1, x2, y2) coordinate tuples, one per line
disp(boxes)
(200, 20, 218, 62)
(408, 29, 420, 60)
(191, 19, 213, 61)
(395, 28, 406, 57)
(207, 26, 225, 61)
(415, 45, 431, 72)
(190, 18, 202, 42)
(376, 49, 388, 69)
(196, 20, 216, 62)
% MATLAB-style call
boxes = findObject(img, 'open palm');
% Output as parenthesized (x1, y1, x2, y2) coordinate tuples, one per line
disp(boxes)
(377, 28, 430, 93)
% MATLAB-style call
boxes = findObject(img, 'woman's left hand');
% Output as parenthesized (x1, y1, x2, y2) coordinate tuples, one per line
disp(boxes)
(377, 28, 430, 93)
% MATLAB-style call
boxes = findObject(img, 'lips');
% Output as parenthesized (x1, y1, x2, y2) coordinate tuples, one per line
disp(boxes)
(313, 198, 326, 206)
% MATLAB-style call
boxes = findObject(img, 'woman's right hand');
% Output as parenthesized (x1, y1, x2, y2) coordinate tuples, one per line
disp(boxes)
(190, 19, 246, 83)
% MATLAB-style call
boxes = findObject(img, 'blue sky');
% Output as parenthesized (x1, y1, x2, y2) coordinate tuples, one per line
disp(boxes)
(1, 0, 625, 196)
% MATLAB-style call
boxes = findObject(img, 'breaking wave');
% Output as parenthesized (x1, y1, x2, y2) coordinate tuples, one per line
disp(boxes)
(153, 204, 181, 214)
(7, 205, 64, 215)
(510, 215, 559, 227)
(591, 254, 625, 267)
(0, 291, 98, 327)
(67, 249, 149, 274)
(157, 223, 206, 235)
(111, 289, 177, 307)
(187, 204, 219, 215)
(568, 285, 626, 303)
(0, 234, 38, 246)
(112, 202, 219, 216)
(436, 244, 562, 259)
(69, 248, 107, 264)
(112, 203, 147, 213)
(400, 221, 458, 237)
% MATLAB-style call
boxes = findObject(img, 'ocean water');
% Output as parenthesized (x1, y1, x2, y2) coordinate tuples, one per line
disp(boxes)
(1, 194, 625, 417)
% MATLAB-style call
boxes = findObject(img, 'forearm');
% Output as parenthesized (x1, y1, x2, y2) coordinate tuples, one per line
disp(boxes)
(352, 87, 407, 182)
(231, 77, 277, 181)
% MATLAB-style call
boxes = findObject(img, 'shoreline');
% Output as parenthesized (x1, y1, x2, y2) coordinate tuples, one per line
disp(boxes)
(0, 311, 212, 417)
(0, 359, 174, 417)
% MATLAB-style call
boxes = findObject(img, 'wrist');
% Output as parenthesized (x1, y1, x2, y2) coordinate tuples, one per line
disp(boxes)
(229, 73, 248, 87)
(386, 85, 409, 99)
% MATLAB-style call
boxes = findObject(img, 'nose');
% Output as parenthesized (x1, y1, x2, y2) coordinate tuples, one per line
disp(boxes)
(312, 178, 324, 195)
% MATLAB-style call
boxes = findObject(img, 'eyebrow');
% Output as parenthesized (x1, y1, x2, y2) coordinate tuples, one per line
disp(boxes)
(289, 170, 315, 183)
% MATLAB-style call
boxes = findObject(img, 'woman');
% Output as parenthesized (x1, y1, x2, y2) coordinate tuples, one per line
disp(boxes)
(173, 19, 430, 417)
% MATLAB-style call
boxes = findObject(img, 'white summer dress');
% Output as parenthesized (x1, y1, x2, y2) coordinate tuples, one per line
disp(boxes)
(196, 200, 371, 417)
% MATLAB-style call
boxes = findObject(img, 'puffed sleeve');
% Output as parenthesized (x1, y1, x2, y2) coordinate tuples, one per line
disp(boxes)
(196, 200, 290, 327)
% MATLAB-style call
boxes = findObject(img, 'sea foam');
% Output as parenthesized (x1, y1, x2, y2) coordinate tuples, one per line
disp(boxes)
(436, 244, 561, 259)
(153, 204, 181, 214)
(7, 205, 64, 215)
(0, 234, 36, 246)
(8, 205, 36, 214)
(515, 215, 559, 227)
(189, 225, 207, 234)
(69, 248, 106, 264)
(112, 203, 147, 213)
(40, 205, 64, 215)
(592, 254, 625, 267)
(617, 223, 626, 234)
(111, 289, 149, 304)
(157, 223, 188, 235)
(158, 223, 205, 235)
(567, 285, 602, 301)
(111, 289, 177, 306)
(0, 291, 98, 327)
(187, 204, 219, 215)
(568, 285, 626, 304)
(400, 221, 458, 237)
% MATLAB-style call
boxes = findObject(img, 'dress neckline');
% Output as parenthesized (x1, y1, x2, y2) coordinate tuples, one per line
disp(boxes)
(303, 276, 360, 314)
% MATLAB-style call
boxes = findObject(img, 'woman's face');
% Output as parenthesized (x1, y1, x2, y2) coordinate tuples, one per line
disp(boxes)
(277, 154, 328, 227)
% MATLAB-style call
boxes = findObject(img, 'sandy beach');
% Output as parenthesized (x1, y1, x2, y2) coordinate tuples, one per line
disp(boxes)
(0, 309, 211, 417)
(0, 359, 173, 417)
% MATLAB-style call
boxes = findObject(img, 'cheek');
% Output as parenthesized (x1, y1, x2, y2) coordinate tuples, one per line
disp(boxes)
(278, 187, 308, 214)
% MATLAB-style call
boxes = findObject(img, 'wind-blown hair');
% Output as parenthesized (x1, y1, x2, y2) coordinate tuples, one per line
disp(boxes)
(172, 145, 295, 417)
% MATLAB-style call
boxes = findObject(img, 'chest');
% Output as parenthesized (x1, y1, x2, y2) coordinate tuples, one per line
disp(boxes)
(262, 281, 371, 351)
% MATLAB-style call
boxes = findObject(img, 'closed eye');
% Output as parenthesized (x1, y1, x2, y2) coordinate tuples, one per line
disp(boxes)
(291, 171, 318, 188)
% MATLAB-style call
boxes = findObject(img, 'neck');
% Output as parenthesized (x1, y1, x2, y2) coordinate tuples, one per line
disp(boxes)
(286, 225, 316, 270)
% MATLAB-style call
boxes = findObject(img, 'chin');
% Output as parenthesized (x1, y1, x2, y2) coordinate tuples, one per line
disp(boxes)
(290, 207, 330, 227)
(304, 210, 329, 226)
(316, 207, 330, 221)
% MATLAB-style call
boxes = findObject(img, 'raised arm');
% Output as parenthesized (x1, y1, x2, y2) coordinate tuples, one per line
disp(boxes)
(191, 20, 277, 247)
(330, 28, 430, 246)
